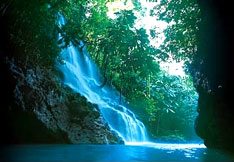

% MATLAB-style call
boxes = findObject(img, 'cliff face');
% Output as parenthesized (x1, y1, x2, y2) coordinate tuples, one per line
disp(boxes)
(194, 0, 234, 152)
(1, 59, 123, 144)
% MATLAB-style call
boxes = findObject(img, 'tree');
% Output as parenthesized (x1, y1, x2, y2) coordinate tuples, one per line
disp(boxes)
(153, 0, 201, 62)
(142, 71, 198, 139)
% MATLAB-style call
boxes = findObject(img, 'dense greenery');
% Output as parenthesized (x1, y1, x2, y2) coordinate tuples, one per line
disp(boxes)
(153, 0, 201, 62)
(1, 0, 201, 140)
(137, 73, 198, 140)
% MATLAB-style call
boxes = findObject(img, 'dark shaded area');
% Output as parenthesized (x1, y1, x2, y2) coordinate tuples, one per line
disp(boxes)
(193, 0, 234, 153)
(0, 6, 15, 145)
(3, 109, 70, 144)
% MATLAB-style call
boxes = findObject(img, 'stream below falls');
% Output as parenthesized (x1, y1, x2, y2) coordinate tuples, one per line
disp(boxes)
(1, 142, 234, 161)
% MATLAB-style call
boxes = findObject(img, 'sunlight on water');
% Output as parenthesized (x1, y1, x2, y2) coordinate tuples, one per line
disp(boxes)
(125, 142, 206, 149)
(125, 142, 207, 160)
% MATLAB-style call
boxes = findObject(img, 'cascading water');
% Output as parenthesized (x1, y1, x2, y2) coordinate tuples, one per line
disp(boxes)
(58, 14, 148, 143)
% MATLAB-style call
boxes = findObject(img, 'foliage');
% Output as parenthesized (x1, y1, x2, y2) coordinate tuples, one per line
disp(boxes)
(131, 70, 198, 139)
(152, 0, 201, 62)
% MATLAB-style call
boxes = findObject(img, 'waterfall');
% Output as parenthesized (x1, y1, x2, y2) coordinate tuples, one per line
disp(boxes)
(58, 14, 148, 143)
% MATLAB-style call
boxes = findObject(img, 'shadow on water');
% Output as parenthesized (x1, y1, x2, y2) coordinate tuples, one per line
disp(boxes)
(1, 143, 234, 162)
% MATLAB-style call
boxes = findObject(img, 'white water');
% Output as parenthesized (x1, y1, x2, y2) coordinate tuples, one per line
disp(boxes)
(58, 14, 148, 143)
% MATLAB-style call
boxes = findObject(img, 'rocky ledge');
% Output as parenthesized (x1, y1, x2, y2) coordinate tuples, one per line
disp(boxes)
(1, 59, 123, 144)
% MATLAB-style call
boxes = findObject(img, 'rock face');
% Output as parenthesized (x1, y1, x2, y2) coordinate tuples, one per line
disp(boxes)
(1, 59, 123, 144)
(193, 0, 234, 152)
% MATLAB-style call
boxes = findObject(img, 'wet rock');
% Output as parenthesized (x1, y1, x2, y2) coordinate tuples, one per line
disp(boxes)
(2, 59, 123, 144)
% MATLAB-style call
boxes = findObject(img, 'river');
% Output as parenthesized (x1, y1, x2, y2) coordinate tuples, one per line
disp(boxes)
(1, 142, 233, 161)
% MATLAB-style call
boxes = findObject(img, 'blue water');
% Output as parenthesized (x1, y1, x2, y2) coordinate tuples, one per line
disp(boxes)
(1, 143, 233, 161)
